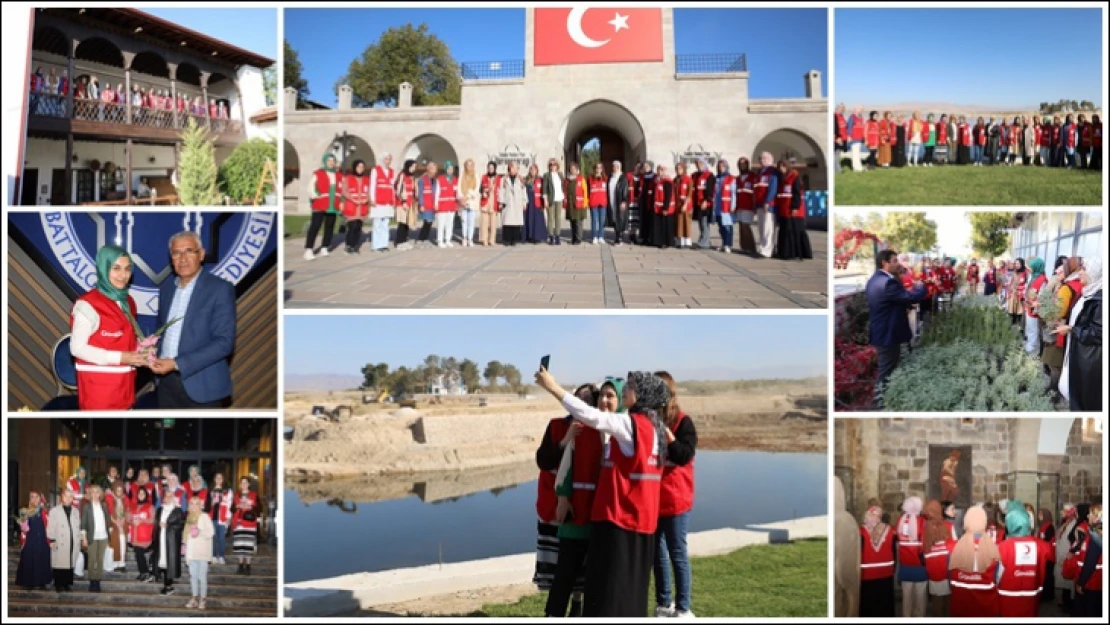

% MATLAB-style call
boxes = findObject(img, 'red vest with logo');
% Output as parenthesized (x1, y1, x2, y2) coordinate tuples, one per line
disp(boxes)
(959, 124, 971, 146)
(72, 289, 138, 411)
(775, 170, 806, 219)
(588, 176, 607, 207)
(183, 484, 208, 507)
(849, 114, 865, 141)
(836, 113, 848, 141)
(398, 175, 416, 208)
(717, 175, 734, 213)
(999, 125, 1010, 145)
(480, 174, 500, 210)
(968, 264, 980, 282)
(311, 170, 340, 212)
(437, 177, 458, 212)
(1080, 124, 1092, 148)
(1025, 274, 1047, 318)
(567, 426, 604, 527)
(532, 178, 543, 209)
(997, 537, 1049, 616)
(343, 173, 370, 218)
(896, 514, 926, 567)
(925, 539, 956, 582)
(674, 175, 691, 212)
(695, 171, 713, 209)
(950, 552, 1000, 618)
(1037, 521, 1056, 552)
(878, 119, 892, 144)
(536, 418, 569, 522)
(419, 175, 436, 212)
(67, 477, 86, 504)
(977, 126, 988, 146)
(860, 526, 896, 581)
(1093, 122, 1102, 148)
(937, 121, 949, 144)
(865, 120, 880, 148)
(736, 172, 757, 211)
(658, 414, 694, 517)
(209, 489, 233, 524)
(590, 413, 663, 534)
(566, 176, 588, 210)
(1034, 126, 1043, 147)
(1050, 125, 1061, 145)
(1080, 532, 1102, 591)
(754, 167, 775, 207)
(129, 502, 154, 546)
(373, 166, 395, 205)
(653, 178, 674, 215)
(231, 491, 259, 531)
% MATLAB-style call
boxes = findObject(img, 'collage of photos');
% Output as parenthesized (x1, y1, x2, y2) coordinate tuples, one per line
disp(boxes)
(1, 2, 1104, 624)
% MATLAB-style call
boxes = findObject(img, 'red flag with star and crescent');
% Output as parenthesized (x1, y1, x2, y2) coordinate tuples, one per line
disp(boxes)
(534, 8, 663, 66)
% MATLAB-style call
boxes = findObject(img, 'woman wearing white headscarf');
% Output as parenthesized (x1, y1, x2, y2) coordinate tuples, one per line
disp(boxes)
(896, 496, 928, 617)
(1056, 256, 1102, 411)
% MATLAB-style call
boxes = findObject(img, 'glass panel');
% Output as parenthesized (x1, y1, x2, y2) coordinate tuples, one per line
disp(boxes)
(1049, 213, 1078, 237)
(57, 419, 89, 452)
(1080, 211, 1102, 229)
(90, 420, 123, 452)
(162, 419, 199, 451)
(1076, 231, 1103, 265)
(1057, 236, 1074, 259)
(202, 419, 237, 451)
(126, 419, 161, 451)
(201, 459, 235, 491)
(237, 419, 269, 453)
(57, 455, 81, 496)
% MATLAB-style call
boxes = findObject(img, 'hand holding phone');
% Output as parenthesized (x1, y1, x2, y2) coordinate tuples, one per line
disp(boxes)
(540, 355, 551, 371)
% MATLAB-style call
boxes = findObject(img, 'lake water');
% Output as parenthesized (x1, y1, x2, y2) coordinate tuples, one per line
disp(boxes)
(284, 450, 826, 583)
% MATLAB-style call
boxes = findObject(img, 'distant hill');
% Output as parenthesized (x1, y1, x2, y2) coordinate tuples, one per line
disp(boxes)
(858, 102, 1102, 117)
(285, 374, 363, 392)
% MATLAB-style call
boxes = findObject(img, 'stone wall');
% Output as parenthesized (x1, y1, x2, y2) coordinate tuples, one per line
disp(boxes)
(1056, 418, 1103, 505)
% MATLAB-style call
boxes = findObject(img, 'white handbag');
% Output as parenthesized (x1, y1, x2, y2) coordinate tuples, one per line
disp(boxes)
(74, 551, 86, 577)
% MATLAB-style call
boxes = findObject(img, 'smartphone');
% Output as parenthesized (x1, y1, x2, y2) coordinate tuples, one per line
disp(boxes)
(540, 355, 551, 370)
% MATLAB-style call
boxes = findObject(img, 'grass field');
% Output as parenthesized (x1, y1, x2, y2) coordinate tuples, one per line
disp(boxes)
(834, 165, 1101, 205)
(467, 538, 828, 618)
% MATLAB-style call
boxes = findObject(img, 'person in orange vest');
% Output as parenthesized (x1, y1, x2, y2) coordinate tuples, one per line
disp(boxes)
(865, 111, 881, 169)
(305, 153, 342, 260)
(651, 164, 676, 249)
(368, 153, 396, 251)
(69, 245, 148, 411)
(340, 159, 370, 255)
(949, 505, 1001, 617)
(896, 496, 928, 617)
(651, 372, 697, 618)
(859, 504, 896, 616)
(534, 368, 669, 617)
(672, 162, 693, 248)
(564, 162, 589, 245)
(923, 499, 957, 617)
(1073, 505, 1102, 617)
(878, 111, 894, 168)
(773, 159, 812, 261)
(997, 503, 1054, 616)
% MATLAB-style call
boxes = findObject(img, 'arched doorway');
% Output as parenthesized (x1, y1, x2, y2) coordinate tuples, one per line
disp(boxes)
(283, 140, 300, 206)
(752, 128, 827, 191)
(559, 100, 646, 174)
(403, 134, 458, 176)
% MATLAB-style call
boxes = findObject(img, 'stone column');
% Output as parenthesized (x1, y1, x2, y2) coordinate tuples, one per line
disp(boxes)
(283, 86, 297, 112)
(399, 82, 412, 109)
(122, 52, 134, 125)
(338, 84, 353, 110)
(233, 78, 246, 136)
(805, 70, 822, 99)
(168, 63, 178, 129)
(125, 138, 133, 203)
(200, 72, 211, 130)
(64, 134, 73, 204)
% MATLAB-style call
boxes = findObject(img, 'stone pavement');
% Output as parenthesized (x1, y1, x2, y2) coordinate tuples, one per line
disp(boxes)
(283, 229, 827, 309)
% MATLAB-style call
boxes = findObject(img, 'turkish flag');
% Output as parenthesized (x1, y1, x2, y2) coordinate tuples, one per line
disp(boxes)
(534, 8, 663, 66)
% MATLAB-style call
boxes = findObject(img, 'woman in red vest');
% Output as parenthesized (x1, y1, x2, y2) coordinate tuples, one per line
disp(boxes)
(369, 154, 396, 251)
(535, 368, 670, 617)
(1035, 508, 1057, 604)
(69, 245, 148, 410)
(587, 162, 608, 246)
(393, 159, 419, 248)
(897, 496, 929, 617)
(773, 160, 813, 261)
(1005, 258, 1028, 327)
(1073, 505, 1102, 617)
(997, 504, 1053, 616)
(949, 505, 1001, 617)
(523, 163, 547, 244)
(672, 163, 693, 248)
(305, 153, 342, 260)
(859, 504, 896, 616)
(564, 162, 589, 245)
(865, 111, 881, 169)
(651, 372, 697, 618)
(1056, 256, 1102, 411)
(341, 159, 370, 255)
(650, 164, 676, 249)
(230, 477, 260, 576)
(923, 500, 956, 617)
(130, 485, 156, 582)
(1023, 257, 1047, 355)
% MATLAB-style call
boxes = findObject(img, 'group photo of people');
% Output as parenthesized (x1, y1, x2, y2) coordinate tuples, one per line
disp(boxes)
(300, 151, 814, 262)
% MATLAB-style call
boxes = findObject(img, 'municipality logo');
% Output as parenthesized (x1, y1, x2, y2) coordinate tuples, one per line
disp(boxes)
(40, 211, 275, 317)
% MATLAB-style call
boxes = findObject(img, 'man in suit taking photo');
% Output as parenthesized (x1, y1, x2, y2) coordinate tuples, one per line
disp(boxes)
(151, 231, 236, 408)
(867, 249, 927, 408)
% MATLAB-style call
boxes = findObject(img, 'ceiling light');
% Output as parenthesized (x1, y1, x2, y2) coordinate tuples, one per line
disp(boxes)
(181, 41, 187, 46)
(211, 51, 218, 56)
(135, 26, 143, 33)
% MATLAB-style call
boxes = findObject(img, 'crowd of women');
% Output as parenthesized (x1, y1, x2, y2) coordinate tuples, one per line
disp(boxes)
(301, 151, 813, 262)
(853, 496, 1102, 618)
(835, 105, 1103, 171)
(14, 465, 261, 611)
(528, 367, 698, 617)
(28, 65, 230, 121)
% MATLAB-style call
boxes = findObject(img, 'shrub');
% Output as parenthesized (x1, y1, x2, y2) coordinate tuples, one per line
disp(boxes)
(177, 119, 222, 205)
(218, 138, 278, 205)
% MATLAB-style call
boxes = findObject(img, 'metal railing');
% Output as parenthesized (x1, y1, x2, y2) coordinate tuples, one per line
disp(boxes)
(460, 59, 525, 80)
(675, 53, 747, 75)
(32, 92, 241, 134)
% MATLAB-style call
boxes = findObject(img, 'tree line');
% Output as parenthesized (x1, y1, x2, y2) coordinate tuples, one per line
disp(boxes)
(834, 211, 1013, 260)
(360, 355, 529, 397)
(1038, 100, 1099, 114)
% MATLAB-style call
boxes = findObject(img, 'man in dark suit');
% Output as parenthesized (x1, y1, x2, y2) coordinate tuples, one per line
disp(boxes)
(606, 159, 631, 245)
(867, 249, 927, 408)
(151, 232, 236, 408)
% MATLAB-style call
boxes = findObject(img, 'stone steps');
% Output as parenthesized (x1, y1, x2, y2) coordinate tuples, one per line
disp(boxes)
(8, 576, 276, 596)
(9, 566, 276, 587)
(9, 561, 277, 578)
(9, 598, 276, 618)
(9, 588, 277, 611)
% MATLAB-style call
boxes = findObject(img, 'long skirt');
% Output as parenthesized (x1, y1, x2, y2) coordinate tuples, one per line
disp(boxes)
(16, 520, 53, 588)
(232, 524, 258, 556)
(533, 520, 558, 591)
(52, 567, 74, 590)
(583, 521, 654, 617)
(957, 145, 971, 165)
(639, 202, 654, 245)
(523, 207, 547, 243)
(775, 216, 813, 260)
(878, 144, 892, 166)
(105, 525, 127, 570)
(860, 576, 896, 617)
(653, 213, 676, 248)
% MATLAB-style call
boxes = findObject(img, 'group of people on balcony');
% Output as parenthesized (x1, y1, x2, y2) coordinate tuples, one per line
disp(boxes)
(30, 66, 230, 124)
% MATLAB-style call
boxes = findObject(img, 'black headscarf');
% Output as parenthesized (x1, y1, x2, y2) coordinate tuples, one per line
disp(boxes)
(403, 159, 416, 176)
(627, 371, 669, 465)
(1070, 503, 1092, 543)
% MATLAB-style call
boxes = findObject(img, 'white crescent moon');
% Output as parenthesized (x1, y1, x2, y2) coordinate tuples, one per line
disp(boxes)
(567, 8, 610, 48)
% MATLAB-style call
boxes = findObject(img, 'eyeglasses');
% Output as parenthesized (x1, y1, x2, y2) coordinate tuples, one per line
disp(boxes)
(170, 248, 200, 259)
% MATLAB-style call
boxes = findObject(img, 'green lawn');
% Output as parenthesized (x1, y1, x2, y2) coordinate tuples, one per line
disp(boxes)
(284, 214, 312, 238)
(467, 538, 828, 618)
(834, 165, 1101, 205)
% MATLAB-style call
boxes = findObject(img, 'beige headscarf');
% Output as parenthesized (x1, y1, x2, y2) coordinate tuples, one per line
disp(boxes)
(949, 505, 1000, 572)
(863, 506, 889, 549)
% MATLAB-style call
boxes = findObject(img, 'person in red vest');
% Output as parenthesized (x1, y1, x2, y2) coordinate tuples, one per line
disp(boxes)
(1073, 505, 1102, 617)
(1035, 508, 1058, 605)
(713, 159, 736, 253)
(69, 245, 148, 411)
(1023, 257, 1047, 355)
(1051, 115, 1065, 167)
(564, 162, 589, 245)
(433, 161, 461, 247)
(341, 159, 370, 255)
(935, 114, 950, 164)
(997, 504, 1054, 616)
(754, 152, 779, 258)
(848, 105, 866, 171)
(369, 153, 396, 251)
(896, 496, 928, 617)
(972, 117, 988, 166)
(651, 164, 676, 249)
(305, 153, 342, 260)
(955, 116, 971, 165)
(672, 162, 693, 248)
(651, 372, 697, 618)
(535, 382, 600, 614)
(773, 159, 812, 261)
(734, 157, 759, 255)
(859, 504, 896, 616)
(865, 111, 881, 169)
(691, 158, 716, 250)
(393, 159, 419, 248)
(129, 485, 156, 582)
(1089, 114, 1102, 171)
(949, 505, 1001, 617)
(477, 161, 502, 246)
(835, 103, 848, 173)
(534, 368, 669, 617)
(966, 259, 981, 296)
(923, 500, 957, 617)
(230, 477, 261, 576)
(587, 162, 609, 246)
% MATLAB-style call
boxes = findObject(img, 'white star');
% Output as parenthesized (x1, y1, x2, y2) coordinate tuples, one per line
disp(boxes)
(609, 12, 629, 33)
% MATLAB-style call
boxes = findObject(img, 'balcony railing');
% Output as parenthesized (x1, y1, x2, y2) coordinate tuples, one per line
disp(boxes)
(460, 59, 525, 80)
(30, 91, 242, 135)
(675, 53, 747, 75)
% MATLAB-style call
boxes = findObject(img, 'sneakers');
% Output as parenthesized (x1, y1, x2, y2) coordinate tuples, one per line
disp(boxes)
(319, 247, 329, 257)
(198, 599, 207, 611)
(303, 249, 315, 261)
(675, 609, 696, 618)
(655, 604, 676, 617)
(186, 598, 198, 609)
(160, 586, 175, 596)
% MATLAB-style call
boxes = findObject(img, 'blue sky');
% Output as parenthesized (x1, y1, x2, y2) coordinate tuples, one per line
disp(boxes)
(285, 8, 827, 107)
(143, 8, 277, 60)
(836, 8, 1103, 108)
(284, 315, 827, 382)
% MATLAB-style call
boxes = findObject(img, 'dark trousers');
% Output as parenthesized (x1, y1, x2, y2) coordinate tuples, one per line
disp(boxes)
(305, 212, 337, 251)
(570, 219, 582, 244)
(1090, 148, 1102, 170)
(134, 545, 151, 577)
(1078, 147, 1090, 169)
(875, 344, 902, 406)
(394, 222, 410, 245)
(344, 219, 363, 250)
(157, 372, 225, 409)
(417, 221, 432, 241)
(924, 146, 934, 164)
(1079, 589, 1102, 618)
(546, 537, 589, 617)
(610, 206, 628, 243)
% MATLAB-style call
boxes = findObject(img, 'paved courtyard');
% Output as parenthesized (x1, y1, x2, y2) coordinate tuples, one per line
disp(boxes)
(283, 228, 827, 309)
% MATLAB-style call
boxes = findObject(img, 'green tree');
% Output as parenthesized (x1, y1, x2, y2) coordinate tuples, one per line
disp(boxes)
(483, 360, 503, 387)
(502, 364, 523, 393)
(284, 40, 310, 108)
(217, 138, 277, 204)
(359, 362, 391, 390)
(262, 67, 277, 106)
(176, 119, 222, 206)
(389, 366, 417, 398)
(969, 212, 1014, 259)
(459, 359, 481, 393)
(881, 212, 937, 254)
(340, 23, 461, 108)
(442, 356, 459, 376)
(577, 143, 600, 178)
(422, 354, 442, 386)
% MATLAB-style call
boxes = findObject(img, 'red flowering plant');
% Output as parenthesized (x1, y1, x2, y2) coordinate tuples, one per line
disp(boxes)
(833, 228, 882, 270)
(834, 291, 877, 411)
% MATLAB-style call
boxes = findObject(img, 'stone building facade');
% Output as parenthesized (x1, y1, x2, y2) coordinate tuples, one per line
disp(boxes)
(283, 8, 827, 213)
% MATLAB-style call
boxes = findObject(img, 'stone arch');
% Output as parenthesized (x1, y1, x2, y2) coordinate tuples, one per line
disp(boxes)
(558, 99, 646, 174)
(176, 62, 202, 87)
(206, 71, 233, 112)
(283, 139, 301, 201)
(752, 128, 827, 191)
(403, 133, 458, 176)
(1038, 417, 1076, 455)
(74, 37, 124, 68)
(131, 50, 169, 80)
(32, 24, 69, 56)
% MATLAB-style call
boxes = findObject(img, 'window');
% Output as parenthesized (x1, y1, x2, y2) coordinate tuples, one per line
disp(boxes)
(57, 419, 90, 452)
(201, 419, 237, 451)
(162, 419, 199, 451)
(90, 420, 124, 451)
(1080, 211, 1102, 229)
(1076, 232, 1102, 265)
(1056, 236, 1074, 259)
(237, 419, 271, 453)
(126, 419, 161, 451)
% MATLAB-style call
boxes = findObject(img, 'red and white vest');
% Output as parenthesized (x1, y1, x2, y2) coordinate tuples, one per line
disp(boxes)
(231, 491, 259, 531)
(737, 172, 757, 211)
(531, 178, 543, 209)
(997, 536, 1050, 616)
(129, 502, 154, 546)
(950, 550, 1000, 618)
(1065, 125, 1077, 149)
(67, 477, 86, 505)
(183, 482, 208, 507)
(865, 120, 880, 148)
(674, 175, 691, 212)
(694, 171, 713, 210)
(419, 175, 437, 212)
(72, 289, 138, 411)
(372, 165, 395, 206)
(1036, 521, 1055, 552)
(658, 413, 694, 517)
(536, 417, 570, 523)
(896, 513, 925, 567)
(480, 174, 501, 210)
(437, 176, 458, 213)
(717, 175, 734, 213)
(208, 489, 233, 525)
(835, 113, 848, 141)
(588, 176, 607, 207)
(590, 413, 663, 535)
(849, 113, 865, 141)
(924, 539, 956, 582)
(1080, 532, 1102, 591)
(775, 170, 806, 219)
(343, 173, 370, 219)
(754, 167, 776, 208)
(859, 526, 896, 581)
(397, 175, 416, 208)
(566, 176, 588, 210)
(987, 522, 1006, 543)
(937, 121, 949, 144)
(311, 169, 340, 212)
(653, 178, 674, 215)
(567, 426, 604, 527)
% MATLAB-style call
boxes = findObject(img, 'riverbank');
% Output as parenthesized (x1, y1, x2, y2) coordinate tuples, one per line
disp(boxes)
(283, 515, 827, 617)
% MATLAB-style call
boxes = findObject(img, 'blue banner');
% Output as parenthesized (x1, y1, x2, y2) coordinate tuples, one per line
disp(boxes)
(9, 211, 277, 334)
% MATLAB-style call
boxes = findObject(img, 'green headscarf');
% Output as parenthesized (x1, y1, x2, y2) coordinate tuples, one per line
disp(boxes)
(94, 245, 140, 332)
(1005, 503, 1032, 538)
(322, 152, 339, 214)
(602, 376, 626, 413)
(1028, 257, 1045, 281)
(187, 464, 208, 489)
(74, 465, 87, 489)
(443, 160, 455, 182)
